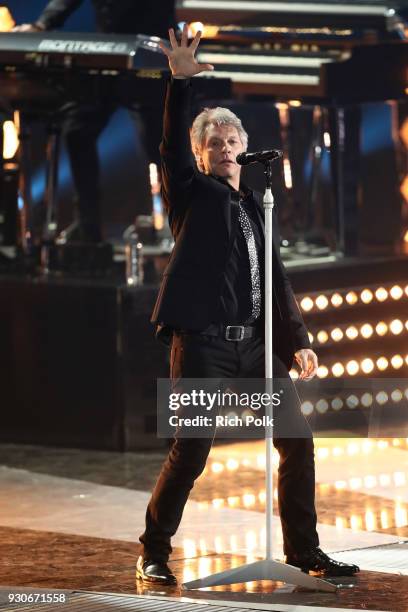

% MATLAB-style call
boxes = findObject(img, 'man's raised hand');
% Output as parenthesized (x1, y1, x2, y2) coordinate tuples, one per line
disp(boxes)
(159, 24, 214, 78)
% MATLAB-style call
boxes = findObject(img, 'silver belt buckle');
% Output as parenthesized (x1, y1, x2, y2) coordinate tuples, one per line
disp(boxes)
(225, 325, 245, 341)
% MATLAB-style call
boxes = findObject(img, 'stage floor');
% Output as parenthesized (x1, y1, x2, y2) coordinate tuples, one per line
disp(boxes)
(1, 438, 408, 611)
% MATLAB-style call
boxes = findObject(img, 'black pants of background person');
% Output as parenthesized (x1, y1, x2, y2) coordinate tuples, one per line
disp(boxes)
(62, 101, 163, 241)
(140, 331, 319, 562)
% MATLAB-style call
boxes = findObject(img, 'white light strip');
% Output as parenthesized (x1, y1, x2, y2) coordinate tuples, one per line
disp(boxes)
(197, 70, 319, 84)
(197, 52, 332, 68)
(183, 1, 387, 17)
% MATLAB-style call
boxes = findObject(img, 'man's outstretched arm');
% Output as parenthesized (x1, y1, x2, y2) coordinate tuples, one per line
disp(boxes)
(13, 0, 83, 32)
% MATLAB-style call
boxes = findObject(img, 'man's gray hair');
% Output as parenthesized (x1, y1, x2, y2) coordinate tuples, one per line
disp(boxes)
(191, 106, 248, 171)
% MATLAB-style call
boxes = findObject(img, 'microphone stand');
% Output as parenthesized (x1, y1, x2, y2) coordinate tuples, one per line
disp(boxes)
(182, 161, 336, 593)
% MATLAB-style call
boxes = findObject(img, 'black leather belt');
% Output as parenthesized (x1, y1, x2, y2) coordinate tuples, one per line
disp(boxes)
(182, 323, 262, 341)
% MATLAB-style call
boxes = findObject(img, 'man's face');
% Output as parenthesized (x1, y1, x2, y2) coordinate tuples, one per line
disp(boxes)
(200, 124, 244, 184)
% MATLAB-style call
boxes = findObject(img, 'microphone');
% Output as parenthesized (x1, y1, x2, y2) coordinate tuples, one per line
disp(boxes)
(236, 149, 283, 166)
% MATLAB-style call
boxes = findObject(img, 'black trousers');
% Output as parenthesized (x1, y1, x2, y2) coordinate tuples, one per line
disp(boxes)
(62, 101, 163, 229)
(139, 331, 319, 562)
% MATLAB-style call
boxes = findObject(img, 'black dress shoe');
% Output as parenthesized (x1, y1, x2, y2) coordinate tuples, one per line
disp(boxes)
(136, 555, 177, 585)
(285, 547, 360, 577)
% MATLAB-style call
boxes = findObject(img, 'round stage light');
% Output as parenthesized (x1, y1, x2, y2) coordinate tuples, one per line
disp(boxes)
(332, 362, 344, 377)
(346, 291, 358, 305)
(390, 319, 403, 334)
(390, 285, 403, 300)
(376, 321, 388, 336)
(361, 392, 373, 407)
(346, 360, 359, 375)
(331, 397, 343, 411)
(391, 354, 404, 369)
(376, 391, 388, 405)
(346, 395, 359, 408)
(405, 285, 408, 297)
(316, 294, 329, 310)
(376, 356, 389, 371)
(301, 401, 314, 415)
(360, 323, 373, 338)
(317, 330, 329, 344)
(345, 326, 358, 340)
(391, 389, 403, 402)
(331, 293, 343, 307)
(301, 296, 314, 311)
(331, 327, 343, 342)
(308, 332, 314, 343)
(361, 358, 374, 374)
(375, 287, 388, 302)
(317, 365, 329, 378)
(316, 399, 329, 414)
(360, 289, 373, 304)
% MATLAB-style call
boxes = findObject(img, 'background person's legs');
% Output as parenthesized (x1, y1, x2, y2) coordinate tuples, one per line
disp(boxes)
(61, 102, 114, 242)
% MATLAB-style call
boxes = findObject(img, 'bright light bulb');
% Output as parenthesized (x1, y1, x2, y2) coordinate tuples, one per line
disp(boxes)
(390, 285, 403, 300)
(346, 395, 359, 408)
(360, 324, 373, 338)
(361, 392, 373, 407)
(316, 399, 329, 414)
(360, 289, 373, 304)
(331, 397, 343, 410)
(317, 365, 329, 378)
(317, 330, 329, 344)
(332, 362, 344, 377)
(331, 327, 343, 342)
(375, 287, 388, 302)
(346, 291, 358, 305)
(316, 295, 329, 310)
(345, 326, 358, 340)
(391, 354, 404, 369)
(301, 297, 314, 312)
(390, 319, 403, 334)
(376, 391, 388, 405)
(361, 358, 374, 374)
(376, 321, 388, 336)
(376, 357, 389, 371)
(346, 360, 359, 375)
(301, 401, 314, 415)
(331, 293, 343, 307)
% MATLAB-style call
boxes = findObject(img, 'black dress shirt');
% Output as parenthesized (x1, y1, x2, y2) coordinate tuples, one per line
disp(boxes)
(217, 181, 264, 325)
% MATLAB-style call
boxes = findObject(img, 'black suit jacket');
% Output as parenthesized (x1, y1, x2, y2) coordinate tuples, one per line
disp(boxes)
(151, 78, 311, 370)
(36, 0, 175, 37)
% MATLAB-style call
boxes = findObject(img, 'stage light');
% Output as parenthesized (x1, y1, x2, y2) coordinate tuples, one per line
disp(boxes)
(376, 391, 388, 405)
(345, 326, 358, 340)
(391, 389, 403, 402)
(301, 401, 314, 415)
(289, 368, 299, 380)
(346, 360, 359, 375)
(376, 321, 388, 336)
(283, 158, 293, 189)
(317, 330, 329, 343)
(365, 509, 376, 531)
(258, 490, 266, 503)
(360, 323, 373, 338)
(331, 397, 343, 410)
(375, 287, 388, 301)
(376, 356, 389, 371)
(390, 319, 403, 334)
(391, 354, 404, 369)
(377, 440, 389, 449)
(390, 285, 403, 299)
(3, 119, 19, 159)
(332, 362, 344, 377)
(316, 399, 329, 414)
(212, 498, 225, 508)
(395, 505, 408, 527)
(349, 476, 362, 488)
(308, 332, 314, 343)
(360, 289, 373, 304)
(323, 131, 331, 147)
(336, 517, 346, 529)
(361, 392, 373, 407)
(333, 445, 344, 455)
(300, 296, 314, 311)
(350, 515, 363, 530)
(243, 494, 256, 508)
(211, 462, 224, 473)
(288, 99, 302, 107)
(275, 102, 289, 111)
(346, 395, 359, 408)
(405, 285, 408, 297)
(380, 510, 389, 529)
(226, 458, 239, 471)
(361, 358, 374, 374)
(394, 472, 406, 486)
(331, 293, 343, 307)
(317, 365, 329, 378)
(316, 294, 329, 310)
(364, 476, 377, 488)
(346, 291, 358, 305)
(331, 327, 343, 342)
(379, 474, 391, 486)
(227, 496, 240, 507)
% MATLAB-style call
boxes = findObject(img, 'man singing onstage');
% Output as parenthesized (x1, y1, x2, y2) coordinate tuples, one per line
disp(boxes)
(137, 25, 359, 585)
